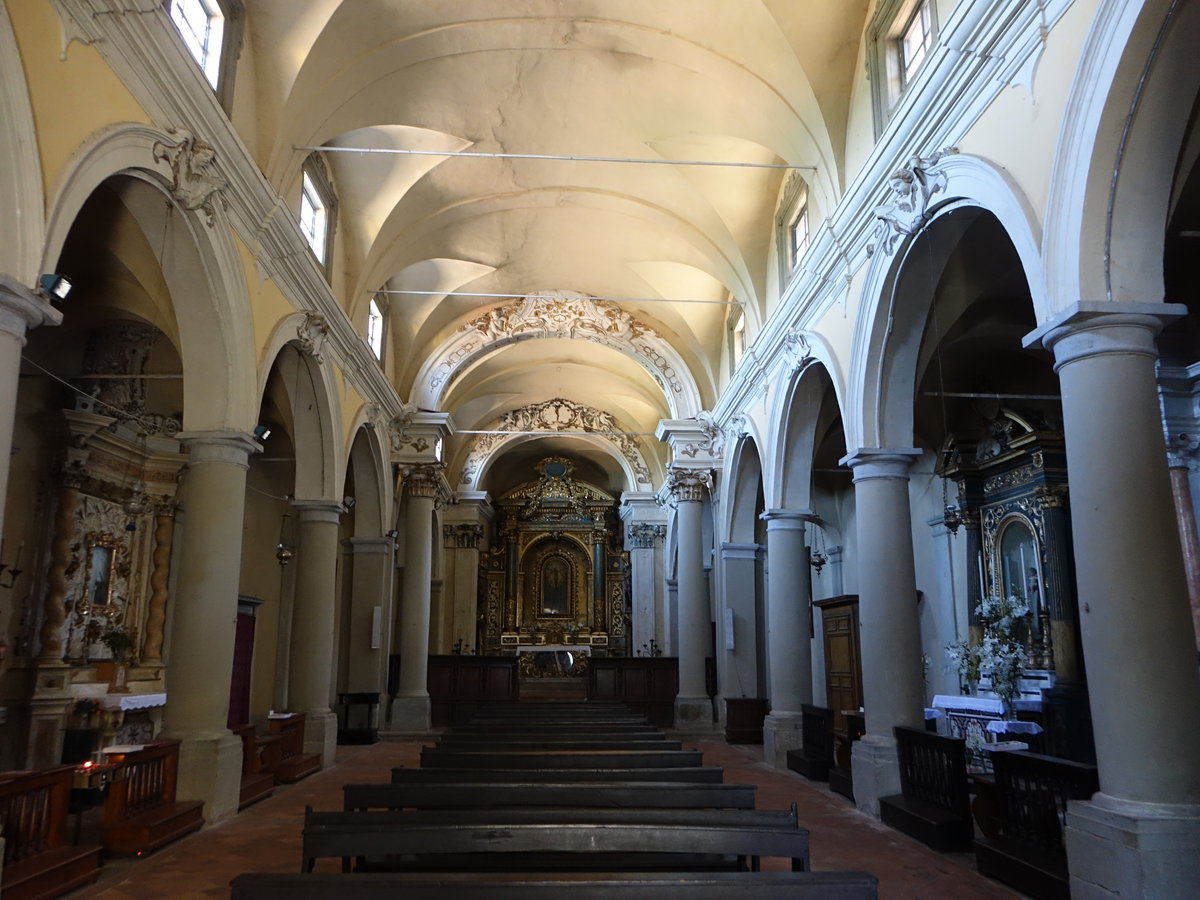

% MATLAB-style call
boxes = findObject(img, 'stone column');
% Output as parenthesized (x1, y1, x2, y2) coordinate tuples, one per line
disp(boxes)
(442, 524, 483, 652)
(843, 448, 925, 818)
(1026, 304, 1200, 899)
(391, 465, 440, 732)
(668, 468, 714, 730)
(164, 431, 258, 823)
(627, 523, 666, 654)
(1165, 434, 1200, 644)
(664, 577, 679, 655)
(760, 509, 814, 768)
(0, 276, 61, 530)
(278, 498, 339, 768)
(717, 541, 763, 725)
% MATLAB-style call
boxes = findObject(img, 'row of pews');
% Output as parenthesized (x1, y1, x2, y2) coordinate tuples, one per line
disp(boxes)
(231, 701, 880, 899)
(787, 703, 1099, 900)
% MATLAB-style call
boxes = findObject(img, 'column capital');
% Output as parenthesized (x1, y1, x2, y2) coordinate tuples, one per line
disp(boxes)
(401, 463, 449, 501)
(627, 522, 666, 549)
(0, 274, 63, 344)
(443, 523, 483, 549)
(760, 509, 814, 532)
(178, 430, 261, 468)
(291, 498, 344, 524)
(666, 466, 711, 503)
(840, 448, 921, 482)
(1023, 302, 1186, 371)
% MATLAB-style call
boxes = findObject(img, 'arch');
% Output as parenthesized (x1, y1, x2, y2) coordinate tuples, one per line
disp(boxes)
(849, 163, 1042, 451)
(411, 292, 703, 417)
(466, 432, 641, 495)
(456, 398, 657, 491)
(258, 325, 343, 502)
(1045, 0, 1200, 311)
(0, 5, 43, 284)
(41, 123, 257, 430)
(722, 434, 765, 545)
(768, 359, 843, 512)
(345, 420, 391, 538)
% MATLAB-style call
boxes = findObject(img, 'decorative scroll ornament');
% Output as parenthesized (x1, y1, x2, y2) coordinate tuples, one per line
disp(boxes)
(866, 149, 956, 257)
(296, 312, 330, 363)
(783, 329, 814, 374)
(678, 411, 726, 460)
(151, 128, 227, 226)
(459, 398, 652, 486)
(726, 414, 748, 446)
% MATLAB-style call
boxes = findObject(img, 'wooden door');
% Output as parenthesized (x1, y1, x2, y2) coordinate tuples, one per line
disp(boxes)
(815, 595, 862, 732)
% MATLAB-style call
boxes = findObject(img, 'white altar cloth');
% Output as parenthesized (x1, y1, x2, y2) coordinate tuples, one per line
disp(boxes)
(100, 692, 166, 711)
(931, 694, 1004, 715)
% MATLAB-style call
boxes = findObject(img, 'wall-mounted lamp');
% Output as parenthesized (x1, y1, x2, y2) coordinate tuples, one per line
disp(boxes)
(253, 424, 272, 441)
(386, 529, 399, 539)
(38, 273, 72, 301)
(343, 496, 356, 509)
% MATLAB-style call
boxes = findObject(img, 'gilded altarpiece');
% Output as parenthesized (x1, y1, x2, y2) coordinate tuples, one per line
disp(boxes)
(479, 458, 630, 657)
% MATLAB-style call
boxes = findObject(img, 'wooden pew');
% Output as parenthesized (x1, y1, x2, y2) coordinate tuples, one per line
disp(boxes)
(300, 815, 812, 873)
(435, 736, 677, 750)
(786, 704, 834, 781)
(829, 710, 864, 802)
(974, 750, 1099, 900)
(268, 713, 322, 783)
(231, 870, 880, 899)
(418, 748, 704, 769)
(312, 806, 799, 829)
(231, 723, 276, 810)
(878, 726, 972, 852)
(100, 740, 204, 855)
(346, 781, 757, 811)
(0, 766, 102, 900)
(392, 766, 725, 784)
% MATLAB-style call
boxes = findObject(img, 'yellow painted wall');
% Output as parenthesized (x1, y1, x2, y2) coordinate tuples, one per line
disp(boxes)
(957, 1, 1095, 224)
(5, 0, 151, 202)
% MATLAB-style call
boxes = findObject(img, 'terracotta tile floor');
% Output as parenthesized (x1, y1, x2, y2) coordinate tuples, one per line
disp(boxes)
(66, 737, 1025, 900)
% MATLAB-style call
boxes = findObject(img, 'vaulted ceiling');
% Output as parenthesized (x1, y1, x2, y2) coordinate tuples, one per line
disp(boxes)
(240, 1, 870, 493)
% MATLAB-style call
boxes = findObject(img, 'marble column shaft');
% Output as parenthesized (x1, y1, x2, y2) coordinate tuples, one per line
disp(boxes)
(1042, 310, 1200, 805)
(166, 431, 257, 823)
(288, 501, 343, 715)
(345, 537, 392, 698)
(761, 510, 813, 716)
(393, 469, 438, 731)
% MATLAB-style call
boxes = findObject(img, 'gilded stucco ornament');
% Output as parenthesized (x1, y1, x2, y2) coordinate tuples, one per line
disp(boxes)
(867, 148, 957, 257)
(151, 127, 228, 226)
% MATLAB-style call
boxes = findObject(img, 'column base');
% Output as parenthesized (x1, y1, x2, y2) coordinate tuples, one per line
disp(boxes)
(390, 694, 431, 734)
(850, 733, 901, 819)
(1065, 793, 1200, 899)
(173, 731, 242, 824)
(302, 708, 338, 768)
(673, 696, 715, 731)
(763, 712, 805, 769)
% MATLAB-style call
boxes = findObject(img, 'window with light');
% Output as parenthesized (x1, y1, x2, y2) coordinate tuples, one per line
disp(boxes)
(299, 172, 329, 265)
(367, 299, 384, 359)
(898, 1, 933, 89)
(731, 311, 746, 373)
(167, 0, 225, 88)
(789, 201, 810, 271)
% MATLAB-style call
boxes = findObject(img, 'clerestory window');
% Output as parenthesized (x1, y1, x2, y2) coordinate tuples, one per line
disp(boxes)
(868, 0, 939, 136)
(165, 0, 243, 109)
(367, 298, 385, 360)
(299, 158, 336, 272)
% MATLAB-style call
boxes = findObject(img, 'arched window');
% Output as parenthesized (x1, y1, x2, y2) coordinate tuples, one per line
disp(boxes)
(367, 298, 385, 360)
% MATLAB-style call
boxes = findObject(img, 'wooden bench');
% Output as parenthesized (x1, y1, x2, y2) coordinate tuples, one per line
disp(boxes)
(419, 748, 704, 769)
(346, 780, 757, 811)
(231, 870, 879, 899)
(435, 736, 677, 750)
(231, 723, 278, 810)
(313, 806, 798, 829)
(301, 815, 811, 873)
(268, 713, 321, 784)
(786, 704, 834, 781)
(100, 740, 204, 855)
(392, 766, 725, 784)
(0, 765, 102, 900)
(974, 750, 1099, 900)
(878, 726, 972, 852)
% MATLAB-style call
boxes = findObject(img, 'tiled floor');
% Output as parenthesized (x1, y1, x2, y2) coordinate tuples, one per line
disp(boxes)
(66, 736, 1025, 899)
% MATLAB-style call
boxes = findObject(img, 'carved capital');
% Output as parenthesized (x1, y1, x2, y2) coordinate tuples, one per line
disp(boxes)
(866, 148, 956, 257)
(402, 464, 444, 500)
(666, 467, 711, 503)
(629, 523, 666, 549)
(151, 127, 227, 226)
(1034, 484, 1069, 509)
(444, 523, 484, 549)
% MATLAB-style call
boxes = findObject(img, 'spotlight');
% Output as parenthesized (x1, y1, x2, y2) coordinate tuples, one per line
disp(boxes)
(386, 529, 399, 539)
(343, 496, 356, 509)
(253, 424, 272, 440)
(38, 274, 72, 301)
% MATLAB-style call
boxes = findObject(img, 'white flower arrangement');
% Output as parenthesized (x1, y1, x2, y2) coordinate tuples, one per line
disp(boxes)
(946, 593, 1031, 709)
